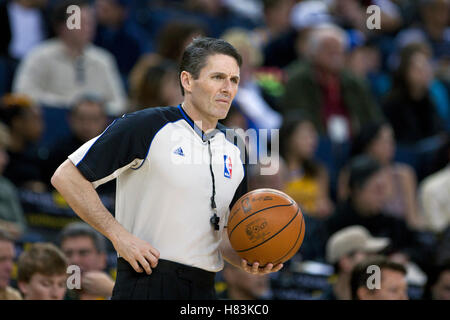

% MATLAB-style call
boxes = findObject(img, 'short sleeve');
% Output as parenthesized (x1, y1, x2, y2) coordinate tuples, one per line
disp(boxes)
(68, 109, 168, 186)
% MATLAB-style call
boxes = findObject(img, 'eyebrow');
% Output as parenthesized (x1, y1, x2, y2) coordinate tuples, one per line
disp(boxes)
(210, 72, 240, 81)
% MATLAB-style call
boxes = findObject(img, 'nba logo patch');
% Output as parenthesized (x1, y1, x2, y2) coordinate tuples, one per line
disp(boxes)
(224, 155, 232, 179)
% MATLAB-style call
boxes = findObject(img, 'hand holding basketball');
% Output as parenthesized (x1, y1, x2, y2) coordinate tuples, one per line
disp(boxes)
(228, 188, 305, 267)
(240, 259, 284, 275)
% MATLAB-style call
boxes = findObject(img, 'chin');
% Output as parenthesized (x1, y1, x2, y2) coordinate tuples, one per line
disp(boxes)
(213, 107, 230, 120)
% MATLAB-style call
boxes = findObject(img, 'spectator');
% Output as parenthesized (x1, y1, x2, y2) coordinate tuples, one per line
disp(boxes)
(382, 42, 445, 144)
(13, 0, 126, 116)
(321, 225, 390, 300)
(394, 0, 450, 80)
(59, 222, 114, 300)
(128, 20, 205, 109)
(0, 0, 50, 61)
(419, 137, 450, 234)
(422, 260, 450, 300)
(0, 0, 50, 94)
(329, 0, 403, 35)
(128, 56, 182, 111)
(280, 113, 333, 219)
(182, 0, 257, 38)
(155, 20, 206, 63)
(17, 242, 68, 300)
(247, 155, 288, 192)
(263, 0, 333, 69)
(44, 94, 109, 186)
(94, 0, 142, 81)
(218, 262, 272, 300)
(254, 0, 295, 48)
(0, 93, 46, 192)
(222, 28, 282, 131)
(282, 23, 382, 143)
(338, 121, 423, 229)
(327, 155, 432, 270)
(0, 121, 26, 239)
(350, 255, 408, 300)
(0, 229, 21, 300)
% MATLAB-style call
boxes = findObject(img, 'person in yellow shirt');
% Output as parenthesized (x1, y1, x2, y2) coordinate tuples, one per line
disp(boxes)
(280, 113, 334, 218)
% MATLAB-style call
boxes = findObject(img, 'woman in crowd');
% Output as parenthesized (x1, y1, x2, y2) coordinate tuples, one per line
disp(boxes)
(280, 113, 333, 219)
(338, 121, 423, 230)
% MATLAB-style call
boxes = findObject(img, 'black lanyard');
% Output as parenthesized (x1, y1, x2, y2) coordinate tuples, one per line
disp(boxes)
(207, 140, 220, 230)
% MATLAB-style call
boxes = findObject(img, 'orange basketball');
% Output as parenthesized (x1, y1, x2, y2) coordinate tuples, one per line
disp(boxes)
(227, 188, 305, 267)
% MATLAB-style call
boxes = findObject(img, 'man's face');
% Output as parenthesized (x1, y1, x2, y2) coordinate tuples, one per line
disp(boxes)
(70, 102, 107, 143)
(432, 270, 450, 300)
(19, 273, 67, 300)
(0, 240, 14, 289)
(61, 236, 105, 273)
(184, 54, 240, 124)
(14, 106, 44, 143)
(360, 269, 408, 300)
(314, 35, 345, 73)
(60, 6, 96, 48)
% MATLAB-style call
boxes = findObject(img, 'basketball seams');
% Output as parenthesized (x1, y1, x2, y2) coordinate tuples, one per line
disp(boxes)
(271, 215, 305, 265)
(228, 203, 295, 241)
(228, 188, 305, 267)
(235, 206, 300, 253)
(228, 189, 295, 225)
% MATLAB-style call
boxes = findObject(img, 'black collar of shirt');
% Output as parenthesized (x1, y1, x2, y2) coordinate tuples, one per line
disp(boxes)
(177, 104, 221, 142)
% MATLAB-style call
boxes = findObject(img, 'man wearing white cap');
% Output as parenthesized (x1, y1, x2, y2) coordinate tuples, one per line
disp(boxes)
(320, 225, 390, 300)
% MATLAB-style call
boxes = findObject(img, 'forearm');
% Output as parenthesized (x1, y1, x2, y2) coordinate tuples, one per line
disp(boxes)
(51, 159, 127, 244)
(220, 228, 243, 269)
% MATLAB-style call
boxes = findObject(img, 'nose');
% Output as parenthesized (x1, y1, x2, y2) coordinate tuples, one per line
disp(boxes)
(50, 285, 64, 300)
(221, 79, 232, 95)
(69, 253, 82, 267)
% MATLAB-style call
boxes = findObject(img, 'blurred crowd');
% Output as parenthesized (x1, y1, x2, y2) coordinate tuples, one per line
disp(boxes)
(0, 0, 449, 300)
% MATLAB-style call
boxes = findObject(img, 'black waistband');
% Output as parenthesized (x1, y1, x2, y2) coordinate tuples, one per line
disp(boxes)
(116, 257, 216, 287)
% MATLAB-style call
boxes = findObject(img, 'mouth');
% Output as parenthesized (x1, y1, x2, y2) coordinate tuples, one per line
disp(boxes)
(216, 99, 230, 105)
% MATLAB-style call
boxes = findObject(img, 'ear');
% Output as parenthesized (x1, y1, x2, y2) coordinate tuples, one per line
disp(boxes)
(340, 256, 353, 273)
(17, 281, 28, 297)
(180, 71, 193, 95)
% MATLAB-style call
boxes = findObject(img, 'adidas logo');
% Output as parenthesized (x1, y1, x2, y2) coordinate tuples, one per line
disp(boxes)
(173, 147, 185, 156)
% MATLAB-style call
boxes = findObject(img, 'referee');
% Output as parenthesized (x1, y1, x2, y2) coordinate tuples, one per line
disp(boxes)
(51, 37, 283, 300)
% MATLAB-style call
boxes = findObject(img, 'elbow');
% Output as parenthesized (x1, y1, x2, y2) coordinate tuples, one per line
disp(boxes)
(50, 167, 62, 190)
(51, 161, 69, 190)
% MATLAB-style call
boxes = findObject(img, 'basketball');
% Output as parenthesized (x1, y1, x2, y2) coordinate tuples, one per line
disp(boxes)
(227, 188, 305, 267)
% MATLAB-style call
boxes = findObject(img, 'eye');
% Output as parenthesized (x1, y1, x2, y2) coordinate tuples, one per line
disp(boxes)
(213, 75, 222, 80)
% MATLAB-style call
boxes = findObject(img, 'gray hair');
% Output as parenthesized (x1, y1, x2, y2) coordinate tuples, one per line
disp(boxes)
(59, 222, 107, 253)
(305, 23, 349, 58)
